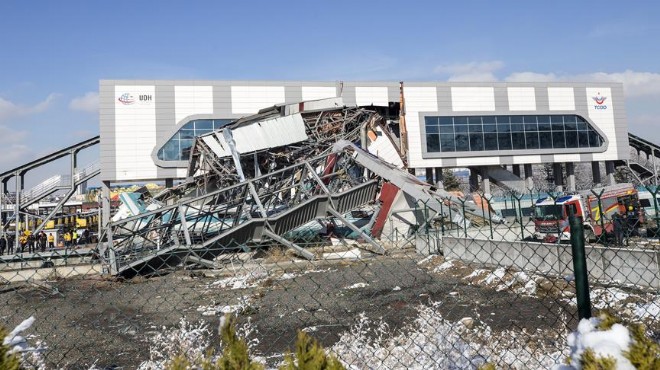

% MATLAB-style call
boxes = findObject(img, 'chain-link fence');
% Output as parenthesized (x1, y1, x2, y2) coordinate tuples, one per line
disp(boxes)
(1, 181, 659, 369)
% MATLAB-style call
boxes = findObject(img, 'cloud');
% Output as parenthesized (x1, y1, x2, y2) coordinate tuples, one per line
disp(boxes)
(0, 125, 28, 145)
(69, 92, 99, 113)
(434, 61, 504, 81)
(0, 144, 32, 167)
(505, 70, 660, 97)
(0, 94, 57, 122)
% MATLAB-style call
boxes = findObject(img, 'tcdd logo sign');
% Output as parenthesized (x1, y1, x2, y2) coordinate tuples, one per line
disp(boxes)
(118, 93, 135, 105)
(592, 93, 608, 110)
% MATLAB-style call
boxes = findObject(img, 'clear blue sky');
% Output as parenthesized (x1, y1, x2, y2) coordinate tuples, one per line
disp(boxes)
(0, 0, 659, 177)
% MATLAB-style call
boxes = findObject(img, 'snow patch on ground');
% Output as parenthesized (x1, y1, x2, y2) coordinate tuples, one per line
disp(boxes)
(209, 269, 269, 290)
(331, 302, 568, 369)
(432, 260, 457, 273)
(344, 282, 369, 290)
(632, 301, 660, 320)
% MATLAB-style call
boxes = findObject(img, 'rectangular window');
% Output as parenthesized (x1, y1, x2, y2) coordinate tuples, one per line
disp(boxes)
(469, 133, 484, 151)
(439, 117, 453, 126)
(426, 134, 440, 152)
(538, 115, 551, 131)
(540, 132, 553, 149)
(484, 133, 498, 150)
(455, 134, 469, 151)
(425, 117, 439, 128)
(578, 131, 589, 147)
(454, 116, 468, 125)
(552, 131, 566, 148)
(439, 125, 454, 134)
(551, 115, 564, 131)
(483, 124, 497, 133)
(440, 134, 456, 152)
(469, 124, 483, 133)
(468, 116, 482, 125)
(525, 132, 540, 149)
(510, 115, 523, 132)
(524, 122, 538, 132)
(426, 125, 439, 134)
(455, 124, 468, 133)
(512, 132, 526, 149)
(565, 131, 578, 147)
(482, 116, 496, 124)
(498, 133, 512, 150)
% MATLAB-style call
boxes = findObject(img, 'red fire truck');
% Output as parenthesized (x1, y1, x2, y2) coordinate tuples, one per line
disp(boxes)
(533, 183, 644, 241)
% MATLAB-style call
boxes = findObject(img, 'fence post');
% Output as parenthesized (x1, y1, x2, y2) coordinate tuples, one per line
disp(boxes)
(569, 214, 592, 319)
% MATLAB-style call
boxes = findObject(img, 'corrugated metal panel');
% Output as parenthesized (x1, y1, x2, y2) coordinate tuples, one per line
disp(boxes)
(206, 114, 308, 157)
(202, 135, 228, 157)
(368, 130, 404, 168)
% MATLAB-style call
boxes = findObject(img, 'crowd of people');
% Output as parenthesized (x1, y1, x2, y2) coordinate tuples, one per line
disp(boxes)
(0, 228, 93, 255)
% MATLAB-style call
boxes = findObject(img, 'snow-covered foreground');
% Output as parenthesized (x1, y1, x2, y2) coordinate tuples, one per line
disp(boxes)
(135, 302, 569, 369)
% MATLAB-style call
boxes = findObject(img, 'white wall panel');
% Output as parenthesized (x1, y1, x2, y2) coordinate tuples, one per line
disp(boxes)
(553, 154, 582, 162)
(302, 86, 336, 101)
(405, 87, 438, 168)
(451, 87, 495, 111)
(355, 86, 389, 107)
(231, 86, 285, 114)
(175, 85, 213, 124)
(455, 156, 502, 166)
(507, 87, 536, 111)
(586, 87, 616, 160)
(548, 87, 575, 110)
(114, 85, 157, 181)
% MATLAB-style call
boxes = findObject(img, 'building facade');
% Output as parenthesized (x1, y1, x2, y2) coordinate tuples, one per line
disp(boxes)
(99, 80, 628, 184)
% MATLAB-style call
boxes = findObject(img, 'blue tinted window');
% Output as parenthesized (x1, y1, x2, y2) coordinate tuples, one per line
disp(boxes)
(440, 134, 456, 152)
(439, 117, 453, 126)
(425, 114, 601, 153)
(158, 118, 234, 161)
(427, 134, 440, 152)
(498, 133, 512, 150)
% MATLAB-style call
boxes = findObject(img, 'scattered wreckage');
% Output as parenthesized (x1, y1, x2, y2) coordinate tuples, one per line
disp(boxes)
(101, 97, 494, 277)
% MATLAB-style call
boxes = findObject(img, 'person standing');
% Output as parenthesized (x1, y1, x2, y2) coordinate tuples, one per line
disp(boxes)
(7, 234, 14, 255)
(39, 231, 47, 252)
(63, 231, 71, 248)
(27, 233, 35, 254)
(47, 233, 55, 250)
(0, 236, 5, 255)
(612, 212, 625, 246)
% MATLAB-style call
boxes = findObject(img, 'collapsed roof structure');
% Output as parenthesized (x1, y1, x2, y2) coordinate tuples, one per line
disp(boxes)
(102, 96, 494, 277)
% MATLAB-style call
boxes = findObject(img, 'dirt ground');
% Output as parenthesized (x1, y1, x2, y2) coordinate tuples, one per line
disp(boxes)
(0, 249, 603, 369)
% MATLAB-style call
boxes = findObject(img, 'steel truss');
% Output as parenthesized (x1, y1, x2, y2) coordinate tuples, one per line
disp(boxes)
(103, 150, 383, 277)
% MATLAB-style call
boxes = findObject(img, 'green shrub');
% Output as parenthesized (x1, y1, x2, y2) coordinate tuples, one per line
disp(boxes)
(279, 331, 344, 370)
(0, 326, 22, 370)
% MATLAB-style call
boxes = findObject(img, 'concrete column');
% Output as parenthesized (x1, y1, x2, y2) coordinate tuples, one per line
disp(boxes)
(605, 161, 616, 185)
(523, 164, 533, 190)
(592, 161, 602, 187)
(482, 176, 491, 195)
(512, 165, 521, 178)
(553, 163, 564, 192)
(469, 169, 479, 192)
(566, 163, 576, 192)
(425, 168, 434, 184)
(434, 167, 444, 188)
